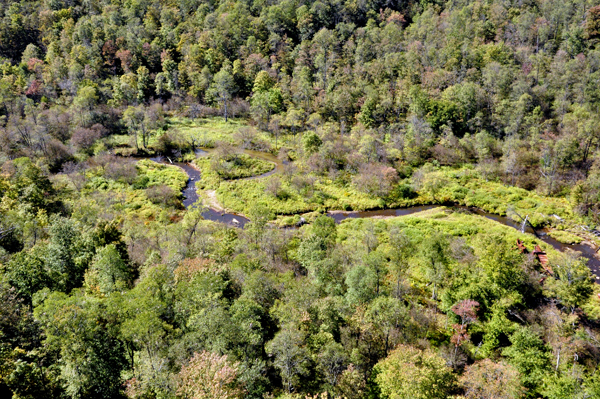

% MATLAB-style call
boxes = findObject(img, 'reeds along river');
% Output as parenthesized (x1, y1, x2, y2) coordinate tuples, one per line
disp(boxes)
(150, 153, 600, 280)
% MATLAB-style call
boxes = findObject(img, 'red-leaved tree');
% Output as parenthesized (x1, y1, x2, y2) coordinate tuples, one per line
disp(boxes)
(450, 299, 480, 361)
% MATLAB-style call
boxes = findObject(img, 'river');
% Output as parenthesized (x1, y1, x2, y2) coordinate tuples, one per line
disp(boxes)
(148, 153, 600, 279)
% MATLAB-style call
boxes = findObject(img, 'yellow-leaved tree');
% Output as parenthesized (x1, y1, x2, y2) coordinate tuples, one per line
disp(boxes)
(374, 345, 456, 399)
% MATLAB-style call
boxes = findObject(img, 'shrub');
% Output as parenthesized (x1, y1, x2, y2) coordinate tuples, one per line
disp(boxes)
(71, 127, 103, 153)
(104, 160, 138, 184)
(302, 130, 322, 154)
(145, 184, 179, 207)
(352, 163, 399, 198)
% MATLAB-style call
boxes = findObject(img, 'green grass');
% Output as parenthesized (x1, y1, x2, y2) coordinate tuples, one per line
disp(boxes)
(192, 153, 275, 193)
(211, 153, 275, 179)
(135, 159, 188, 192)
(193, 157, 221, 190)
(106, 117, 277, 155)
(403, 167, 575, 229)
(167, 117, 246, 146)
(215, 173, 383, 216)
(336, 206, 562, 264)
(74, 160, 188, 223)
(546, 230, 584, 244)
(166, 117, 299, 152)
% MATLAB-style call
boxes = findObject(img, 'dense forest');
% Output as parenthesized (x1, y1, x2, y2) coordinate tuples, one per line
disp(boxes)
(4, 0, 600, 398)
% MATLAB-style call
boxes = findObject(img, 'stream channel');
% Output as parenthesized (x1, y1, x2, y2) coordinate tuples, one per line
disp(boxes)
(148, 151, 600, 279)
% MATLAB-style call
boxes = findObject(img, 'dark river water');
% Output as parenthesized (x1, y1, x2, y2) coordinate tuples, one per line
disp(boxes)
(148, 153, 600, 279)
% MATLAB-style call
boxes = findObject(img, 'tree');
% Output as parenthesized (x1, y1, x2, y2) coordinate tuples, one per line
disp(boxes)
(388, 227, 413, 298)
(374, 345, 456, 399)
(545, 251, 593, 313)
(136, 66, 150, 102)
(84, 244, 131, 294)
(212, 67, 235, 122)
(44, 216, 92, 293)
(336, 364, 366, 399)
(251, 71, 283, 128)
(365, 297, 408, 355)
(265, 327, 309, 393)
(118, 265, 175, 396)
(450, 299, 479, 361)
(302, 130, 322, 154)
(587, 6, 600, 40)
(72, 85, 98, 127)
(177, 351, 243, 399)
(123, 106, 145, 151)
(34, 291, 127, 399)
(296, 216, 340, 294)
(502, 327, 551, 393)
(345, 264, 378, 305)
(460, 359, 523, 399)
(420, 234, 450, 300)
(244, 203, 273, 247)
(123, 104, 163, 151)
(318, 341, 348, 392)
(5, 249, 48, 302)
(542, 374, 586, 399)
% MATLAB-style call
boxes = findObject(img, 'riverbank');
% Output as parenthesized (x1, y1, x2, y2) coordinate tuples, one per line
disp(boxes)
(138, 153, 600, 279)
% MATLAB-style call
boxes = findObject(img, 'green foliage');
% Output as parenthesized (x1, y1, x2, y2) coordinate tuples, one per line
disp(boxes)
(302, 131, 322, 154)
(265, 327, 310, 393)
(4, 0, 600, 397)
(0, 158, 60, 214)
(44, 216, 94, 293)
(84, 244, 131, 294)
(544, 252, 594, 312)
(34, 290, 127, 399)
(502, 327, 551, 394)
(374, 345, 456, 399)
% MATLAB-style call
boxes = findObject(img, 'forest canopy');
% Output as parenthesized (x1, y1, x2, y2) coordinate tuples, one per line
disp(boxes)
(4, 0, 600, 398)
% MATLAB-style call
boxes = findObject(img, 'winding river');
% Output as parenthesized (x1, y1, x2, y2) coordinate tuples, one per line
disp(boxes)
(149, 152, 600, 279)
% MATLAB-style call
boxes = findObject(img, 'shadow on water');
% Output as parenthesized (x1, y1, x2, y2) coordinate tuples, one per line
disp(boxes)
(147, 153, 600, 278)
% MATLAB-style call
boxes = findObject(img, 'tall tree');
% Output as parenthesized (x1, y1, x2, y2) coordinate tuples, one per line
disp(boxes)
(265, 327, 309, 393)
(212, 67, 235, 122)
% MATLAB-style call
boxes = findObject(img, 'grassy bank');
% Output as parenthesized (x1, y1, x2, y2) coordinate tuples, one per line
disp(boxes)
(412, 167, 574, 229)
(211, 153, 275, 179)
(337, 206, 555, 256)
(215, 173, 384, 216)
(70, 159, 189, 223)
(205, 165, 574, 227)
(167, 117, 297, 151)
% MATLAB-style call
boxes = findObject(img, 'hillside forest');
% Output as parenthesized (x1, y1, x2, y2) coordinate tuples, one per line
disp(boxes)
(5, 0, 600, 398)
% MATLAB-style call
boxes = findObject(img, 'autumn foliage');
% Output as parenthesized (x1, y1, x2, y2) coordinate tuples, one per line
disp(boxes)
(177, 351, 243, 399)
